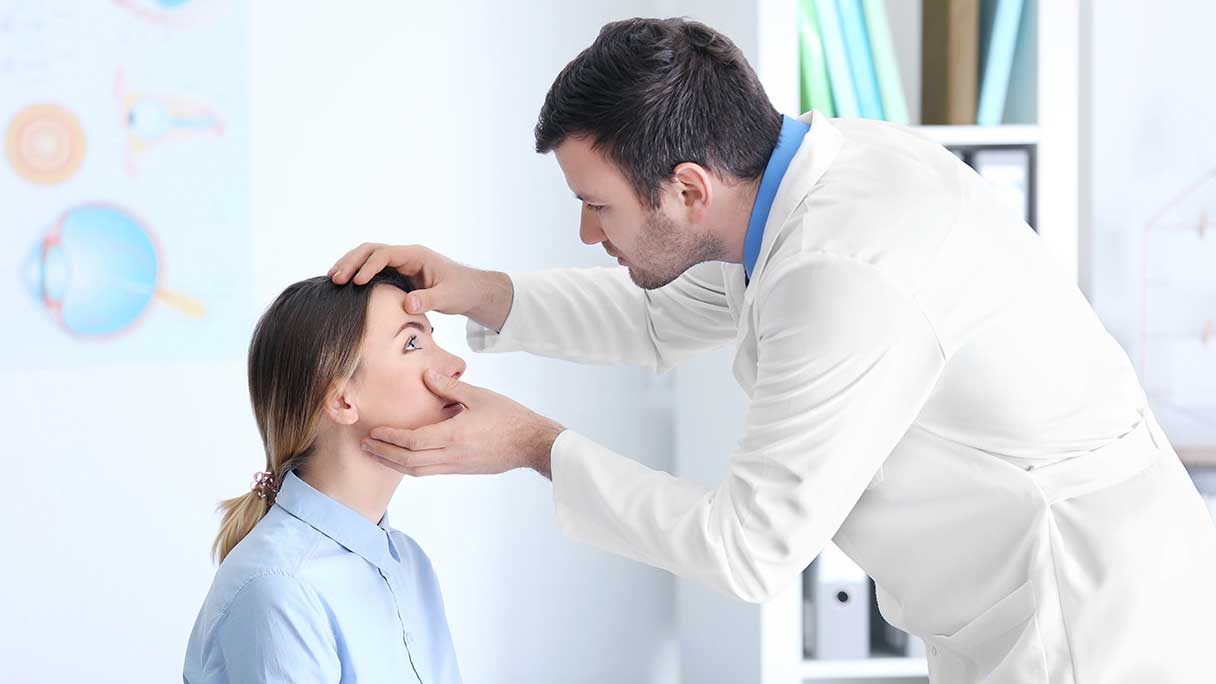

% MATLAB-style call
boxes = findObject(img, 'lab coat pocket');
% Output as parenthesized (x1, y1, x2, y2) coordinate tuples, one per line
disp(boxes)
(926, 581, 1047, 683)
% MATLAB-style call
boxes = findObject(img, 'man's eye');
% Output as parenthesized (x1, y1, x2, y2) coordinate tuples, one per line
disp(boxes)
(404, 336, 419, 353)
(587, 203, 606, 213)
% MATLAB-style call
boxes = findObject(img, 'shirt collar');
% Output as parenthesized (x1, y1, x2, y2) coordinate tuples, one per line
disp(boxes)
(273, 470, 399, 572)
(743, 114, 812, 281)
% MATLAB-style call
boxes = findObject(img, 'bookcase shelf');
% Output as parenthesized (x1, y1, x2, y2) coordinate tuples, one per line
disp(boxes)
(801, 656, 928, 680)
(913, 123, 1039, 147)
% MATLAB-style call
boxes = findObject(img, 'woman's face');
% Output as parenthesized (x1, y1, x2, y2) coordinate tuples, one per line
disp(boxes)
(346, 284, 467, 431)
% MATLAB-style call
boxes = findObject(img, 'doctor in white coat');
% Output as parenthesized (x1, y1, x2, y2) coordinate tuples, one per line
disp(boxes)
(333, 17, 1216, 683)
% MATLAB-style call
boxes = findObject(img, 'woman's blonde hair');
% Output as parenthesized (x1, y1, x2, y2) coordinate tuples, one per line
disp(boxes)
(211, 271, 413, 563)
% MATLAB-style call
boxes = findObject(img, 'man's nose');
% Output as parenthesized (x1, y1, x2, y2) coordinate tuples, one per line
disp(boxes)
(579, 207, 604, 245)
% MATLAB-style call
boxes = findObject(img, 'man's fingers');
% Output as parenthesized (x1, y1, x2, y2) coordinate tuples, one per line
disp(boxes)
(329, 243, 382, 284)
(351, 247, 392, 285)
(332, 244, 433, 287)
(364, 443, 452, 469)
(366, 450, 462, 478)
(356, 245, 433, 286)
(367, 421, 453, 451)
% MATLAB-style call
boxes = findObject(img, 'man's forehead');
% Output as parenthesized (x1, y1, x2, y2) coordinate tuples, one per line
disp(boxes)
(557, 139, 624, 200)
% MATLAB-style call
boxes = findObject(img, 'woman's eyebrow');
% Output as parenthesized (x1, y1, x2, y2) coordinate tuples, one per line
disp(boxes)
(394, 320, 433, 338)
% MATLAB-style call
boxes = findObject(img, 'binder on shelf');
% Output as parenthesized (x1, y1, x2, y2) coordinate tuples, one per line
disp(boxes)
(972, 147, 1032, 224)
(798, 0, 836, 117)
(861, 0, 909, 125)
(804, 542, 870, 659)
(977, 0, 1026, 125)
(813, 0, 860, 118)
(837, 0, 884, 120)
(922, 0, 980, 124)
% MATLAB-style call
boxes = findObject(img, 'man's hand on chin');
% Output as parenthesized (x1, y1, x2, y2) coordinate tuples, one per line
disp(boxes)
(361, 369, 563, 479)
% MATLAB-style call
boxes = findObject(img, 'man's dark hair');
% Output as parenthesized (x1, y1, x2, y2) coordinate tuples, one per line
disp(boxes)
(535, 17, 783, 209)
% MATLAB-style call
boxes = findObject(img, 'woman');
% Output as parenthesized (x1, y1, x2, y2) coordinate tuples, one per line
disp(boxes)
(184, 271, 464, 683)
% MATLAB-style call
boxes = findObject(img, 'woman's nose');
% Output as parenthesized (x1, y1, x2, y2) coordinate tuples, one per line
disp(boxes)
(445, 353, 467, 381)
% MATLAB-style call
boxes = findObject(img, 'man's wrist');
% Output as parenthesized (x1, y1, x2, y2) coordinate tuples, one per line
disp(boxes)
(467, 270, 514, 333)
(528, 418, 564, 480)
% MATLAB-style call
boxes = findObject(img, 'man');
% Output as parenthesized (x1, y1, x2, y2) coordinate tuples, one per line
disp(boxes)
(331, 17, 1216, 683)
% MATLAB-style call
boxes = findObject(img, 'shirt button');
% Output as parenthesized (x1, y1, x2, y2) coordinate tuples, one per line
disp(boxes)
(405, 632, 415, 645)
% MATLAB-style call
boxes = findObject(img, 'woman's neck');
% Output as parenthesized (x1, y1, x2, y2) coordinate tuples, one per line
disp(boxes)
(297, 428, 404, 525)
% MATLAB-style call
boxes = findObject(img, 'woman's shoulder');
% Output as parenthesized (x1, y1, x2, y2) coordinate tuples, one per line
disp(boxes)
(203, 508, 328, 618)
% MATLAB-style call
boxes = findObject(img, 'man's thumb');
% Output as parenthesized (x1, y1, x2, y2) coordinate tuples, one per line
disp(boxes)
(405, 288, 436, 314)
(423, 369, 468, 402)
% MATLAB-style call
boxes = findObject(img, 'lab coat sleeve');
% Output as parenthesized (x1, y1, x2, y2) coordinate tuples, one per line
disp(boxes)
(550, 254, 946, 602)
(465, 261, 735, 372)
(211, 574, 341, 683)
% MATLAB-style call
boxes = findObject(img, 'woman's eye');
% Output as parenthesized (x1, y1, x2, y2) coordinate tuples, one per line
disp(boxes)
(404, 336, 420, 353)
(587, 203, 606, 213)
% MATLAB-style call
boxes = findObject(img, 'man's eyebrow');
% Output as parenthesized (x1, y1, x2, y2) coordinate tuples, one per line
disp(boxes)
(394, 320, 433, 338)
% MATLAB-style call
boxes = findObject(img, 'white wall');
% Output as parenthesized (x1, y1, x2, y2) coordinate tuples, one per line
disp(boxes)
(1, 2, 682, 682)
(1084, 0, 1216, 450)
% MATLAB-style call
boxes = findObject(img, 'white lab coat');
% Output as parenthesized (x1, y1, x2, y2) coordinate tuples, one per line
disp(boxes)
(467, 111, 1216, 683)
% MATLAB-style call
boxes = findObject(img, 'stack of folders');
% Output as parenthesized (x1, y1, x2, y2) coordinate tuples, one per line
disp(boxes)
(1192, 470, 1216, 525)
(802, 542, 929, 660)
(800, 0, 1037, 126)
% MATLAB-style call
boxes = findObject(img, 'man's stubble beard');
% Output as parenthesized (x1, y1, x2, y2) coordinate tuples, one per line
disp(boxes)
(627, 208, 723, 290)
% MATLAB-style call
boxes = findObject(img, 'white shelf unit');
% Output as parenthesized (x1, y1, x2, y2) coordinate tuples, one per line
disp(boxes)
(666, 1, 1082, 683)
(800, 656, 928, 680)
(913, 124, 1039, 147)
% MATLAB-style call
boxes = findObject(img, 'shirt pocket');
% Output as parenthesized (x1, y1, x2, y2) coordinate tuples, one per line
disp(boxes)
(924, 580, 1047, 683)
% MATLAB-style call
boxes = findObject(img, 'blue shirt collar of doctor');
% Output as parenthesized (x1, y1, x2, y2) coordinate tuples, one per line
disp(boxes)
(273, 469, 402, 573)
(743, 114, 811, 283)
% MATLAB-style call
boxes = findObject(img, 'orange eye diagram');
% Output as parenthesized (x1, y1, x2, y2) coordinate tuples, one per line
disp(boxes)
(5, 103, 87, 186)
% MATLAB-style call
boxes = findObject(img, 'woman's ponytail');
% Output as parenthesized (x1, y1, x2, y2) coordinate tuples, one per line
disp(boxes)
(211, 488, 272, 563)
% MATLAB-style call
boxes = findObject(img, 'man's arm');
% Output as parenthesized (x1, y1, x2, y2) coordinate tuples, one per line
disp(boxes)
(468, 261, 736, 373)
(540, 254, 946, 601)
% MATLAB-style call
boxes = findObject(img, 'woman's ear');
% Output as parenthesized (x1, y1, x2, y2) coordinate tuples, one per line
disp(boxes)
(322, 383, 360, 426)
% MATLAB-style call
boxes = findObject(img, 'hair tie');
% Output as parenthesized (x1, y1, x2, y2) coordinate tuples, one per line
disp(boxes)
(251, 470, 279, 499)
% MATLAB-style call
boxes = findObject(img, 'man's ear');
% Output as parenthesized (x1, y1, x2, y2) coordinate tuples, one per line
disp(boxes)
(322, 383, 360, 426)
(671, 162, 714, 223)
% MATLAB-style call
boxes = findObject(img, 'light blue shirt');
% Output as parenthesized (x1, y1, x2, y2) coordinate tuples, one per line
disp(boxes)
(743, 114, 812, 283)
(184, 471, 461, 683)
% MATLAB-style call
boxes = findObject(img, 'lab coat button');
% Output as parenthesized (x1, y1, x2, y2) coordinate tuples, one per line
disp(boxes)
(930, 645, 938, 657)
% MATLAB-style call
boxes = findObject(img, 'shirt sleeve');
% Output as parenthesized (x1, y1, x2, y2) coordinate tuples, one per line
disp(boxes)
(549, 254, 946, 602)
(212, 574, 340, 683)
(466, 261, 736, 373)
